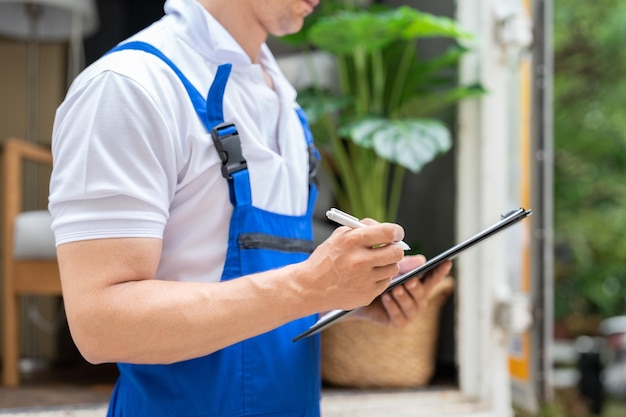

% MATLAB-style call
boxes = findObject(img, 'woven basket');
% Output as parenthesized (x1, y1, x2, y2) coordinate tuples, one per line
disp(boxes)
(321, 276, 455, 388)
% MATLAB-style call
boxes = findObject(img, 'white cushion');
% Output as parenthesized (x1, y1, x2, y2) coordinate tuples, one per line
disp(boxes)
(13, 210, 57, 260)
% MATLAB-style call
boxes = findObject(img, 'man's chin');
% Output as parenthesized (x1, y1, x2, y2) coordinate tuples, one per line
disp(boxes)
(273, 20, 305, 37)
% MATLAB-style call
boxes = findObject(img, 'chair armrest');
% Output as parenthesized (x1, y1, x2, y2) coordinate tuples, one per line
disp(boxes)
(2, 137, 53, 249)
(2, 137, 52, 167)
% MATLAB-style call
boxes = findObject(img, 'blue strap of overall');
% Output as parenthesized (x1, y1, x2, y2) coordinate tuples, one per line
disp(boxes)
(107, 41, 253, 206)
(105, 41, 321, 417)
(109, 42, 319, 208)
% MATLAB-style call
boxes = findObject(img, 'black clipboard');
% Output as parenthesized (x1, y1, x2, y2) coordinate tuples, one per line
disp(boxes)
(292, 207, 532, 342)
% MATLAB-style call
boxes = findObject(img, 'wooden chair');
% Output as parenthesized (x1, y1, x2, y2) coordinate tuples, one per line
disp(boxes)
(2, 137, 60, 387)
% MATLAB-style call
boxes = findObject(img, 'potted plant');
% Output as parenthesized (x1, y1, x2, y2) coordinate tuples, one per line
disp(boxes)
(277, 1, 483, 389)
(280, 0, 484, 222)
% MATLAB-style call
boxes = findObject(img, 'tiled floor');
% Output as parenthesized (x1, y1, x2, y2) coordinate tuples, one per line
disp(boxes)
(0, 360, 117, 412)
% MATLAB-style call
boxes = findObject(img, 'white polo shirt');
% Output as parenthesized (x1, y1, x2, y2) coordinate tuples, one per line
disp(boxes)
(48, 0, 311, 283)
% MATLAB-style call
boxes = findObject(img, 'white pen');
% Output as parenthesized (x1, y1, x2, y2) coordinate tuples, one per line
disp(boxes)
(326, 208, 411, 250)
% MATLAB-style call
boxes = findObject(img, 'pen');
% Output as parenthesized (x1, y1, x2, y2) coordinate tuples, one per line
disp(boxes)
(326, 208, 411, 250)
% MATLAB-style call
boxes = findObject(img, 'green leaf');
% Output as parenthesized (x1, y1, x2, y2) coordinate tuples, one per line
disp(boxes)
(339, 118, 452, 173)
(552, 0, 626, 320)
(306, 6, 473, 55)
(398, 7, 474, 40)
(308, 10, 404, 54)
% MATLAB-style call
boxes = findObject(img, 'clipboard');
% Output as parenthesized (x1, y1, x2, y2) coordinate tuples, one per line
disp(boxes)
(292, 207, 532, 342)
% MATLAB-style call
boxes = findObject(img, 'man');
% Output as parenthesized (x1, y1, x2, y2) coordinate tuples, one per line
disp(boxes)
(48, 0, 451, 416)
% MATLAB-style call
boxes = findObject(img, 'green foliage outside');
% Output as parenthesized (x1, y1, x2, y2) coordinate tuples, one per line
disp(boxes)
(553, 0, 626, 332)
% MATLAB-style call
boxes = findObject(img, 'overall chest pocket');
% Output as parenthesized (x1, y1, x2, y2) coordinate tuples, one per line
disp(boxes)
(237, 232, 315, 275)
(238, 232, 315, 253)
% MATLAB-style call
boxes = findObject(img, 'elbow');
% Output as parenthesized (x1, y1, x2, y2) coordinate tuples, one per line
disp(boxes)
(75, 344, 109, 366)
(64, 301, 180, 365)
(67, 323, 111, 365)
(64, 307, 118, 365)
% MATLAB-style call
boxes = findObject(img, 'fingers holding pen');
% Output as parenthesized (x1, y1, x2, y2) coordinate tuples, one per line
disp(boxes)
(327, 209, 410, 250)
(331, 223, 404, 276)
(334, 225, 405, 281)
(334, 220, 407, 254)
(304, 221, 406, 312)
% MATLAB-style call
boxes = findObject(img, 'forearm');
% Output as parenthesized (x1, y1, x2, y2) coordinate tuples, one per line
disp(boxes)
(65, 262, 313, 365)
(59, 222, 408, 365)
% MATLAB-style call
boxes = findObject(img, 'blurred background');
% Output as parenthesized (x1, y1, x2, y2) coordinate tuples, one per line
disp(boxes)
(546, 0, 626, 415)
(0, 0, 625, 416)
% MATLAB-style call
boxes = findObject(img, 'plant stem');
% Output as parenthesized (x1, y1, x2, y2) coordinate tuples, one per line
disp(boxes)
(387, 164, 406, 222)
(373, 155, 390, 221)
(353, 46, 370, 114)
(371, 48, 385, 115)
(347, 141, 368, 217)
(322, 113, 360, 212)
(337, 55, 350, 97)
(348, 144, 389, 221)
(388, 40, 417, 116)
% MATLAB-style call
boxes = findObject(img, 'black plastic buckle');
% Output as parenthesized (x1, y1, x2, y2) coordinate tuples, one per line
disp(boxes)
(308, 144, 319, 187)
(210, 122, 247, 179)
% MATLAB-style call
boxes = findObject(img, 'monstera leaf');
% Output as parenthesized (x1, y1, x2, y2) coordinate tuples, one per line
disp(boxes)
(400, 8, 474, 39)
(308, 6, 473, 55)
(339, 117, 451, 174)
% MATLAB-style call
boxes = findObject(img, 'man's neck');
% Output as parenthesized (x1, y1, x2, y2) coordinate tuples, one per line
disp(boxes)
(197, 0, 266, 63)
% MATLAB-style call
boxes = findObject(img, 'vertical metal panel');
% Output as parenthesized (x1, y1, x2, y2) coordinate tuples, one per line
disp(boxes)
(530, 0, 554, 405)
(506, 0, 554, 411)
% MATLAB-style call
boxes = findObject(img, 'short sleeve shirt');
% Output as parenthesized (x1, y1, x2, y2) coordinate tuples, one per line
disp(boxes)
(48, 0, 311, 283)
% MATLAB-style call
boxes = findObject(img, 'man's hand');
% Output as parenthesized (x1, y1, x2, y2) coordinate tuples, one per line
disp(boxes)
(354, 255, 452, 327)
(301, 220, 406, 313)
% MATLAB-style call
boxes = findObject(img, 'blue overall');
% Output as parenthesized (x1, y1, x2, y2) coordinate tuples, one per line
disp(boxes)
(105, 42, 321, 417)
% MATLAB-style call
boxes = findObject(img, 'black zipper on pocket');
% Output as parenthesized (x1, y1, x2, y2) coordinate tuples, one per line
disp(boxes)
(238, 233, 315, 254)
